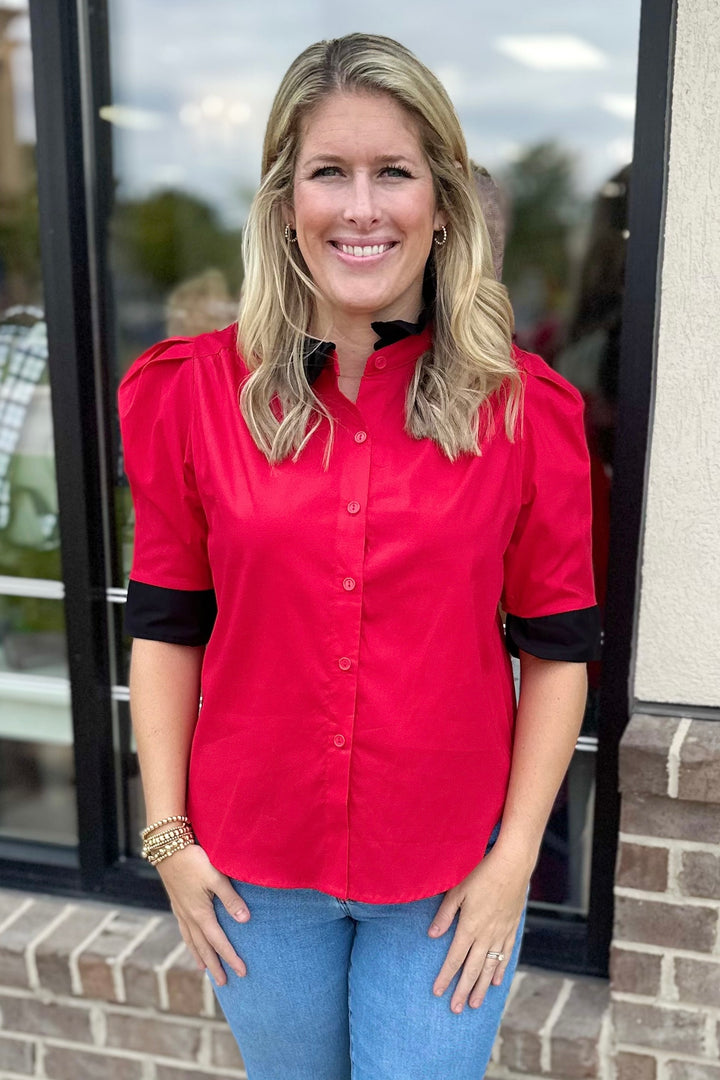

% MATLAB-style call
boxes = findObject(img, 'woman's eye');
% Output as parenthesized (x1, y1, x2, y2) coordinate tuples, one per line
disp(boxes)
(381, 166, 413, 178)
(310, 166, 342, 178)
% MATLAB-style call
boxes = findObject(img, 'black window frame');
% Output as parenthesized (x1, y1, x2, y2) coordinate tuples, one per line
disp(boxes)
(0, 0, 677, 973)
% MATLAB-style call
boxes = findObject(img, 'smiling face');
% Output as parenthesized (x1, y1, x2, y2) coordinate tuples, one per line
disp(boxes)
(287, 90, 445, 333)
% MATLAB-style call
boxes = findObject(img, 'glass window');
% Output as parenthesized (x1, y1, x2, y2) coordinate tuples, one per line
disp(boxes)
(105, 0, 640, 914)
(0, 5, 75, 848)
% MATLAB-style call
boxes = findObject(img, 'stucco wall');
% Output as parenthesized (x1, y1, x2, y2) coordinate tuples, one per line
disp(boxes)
(633, 0, 720, 706)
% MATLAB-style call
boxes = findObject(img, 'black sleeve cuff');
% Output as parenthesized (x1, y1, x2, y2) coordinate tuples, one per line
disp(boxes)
(505, 606, 602, 662)
(124, 580, 217, 646)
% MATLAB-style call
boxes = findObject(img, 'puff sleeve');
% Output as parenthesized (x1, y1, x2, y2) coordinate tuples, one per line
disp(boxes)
(502, 354, 601, 662)
(118, 338, 216, 645)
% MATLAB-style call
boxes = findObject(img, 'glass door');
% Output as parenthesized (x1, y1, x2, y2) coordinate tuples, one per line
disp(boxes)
(103, 0, 640, 919)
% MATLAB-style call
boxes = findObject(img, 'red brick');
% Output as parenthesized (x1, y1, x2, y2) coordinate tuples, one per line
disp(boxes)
(122, 915, 182, 1009)
(211, 1025, 246, 1070)
(105, 1010, 202, 1061)
(43, 1045, 143, 1080)
(616, 843, 669, 892)
(614, 895, 717, 952)
(0, 899, 68, 988)
(0, 992, 93, 1042)
(674, 957, 720, 1008)
(666, 1064, 720, 1080)
(78, 911, 156, 1002)
(615, 1051, 657, 1080)
(0, 1035, 35, 1075)
(678, 721, 720, 804)
(612, 1001, 705, 1054)
(621, 795, 720, 842)
(679, 852, 720, 900)
(550, 978, 608, 1078)
(610, 947, 662, 996)
(36, 904, 111, 996)
(166, 947, 208, 1016)
(619, 714, 678, 796)
(498, 971, 564, 1073)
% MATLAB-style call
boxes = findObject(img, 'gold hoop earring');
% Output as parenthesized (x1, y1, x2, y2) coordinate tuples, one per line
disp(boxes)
(284, 224, 298, 244)
(433, 225, 447, 247)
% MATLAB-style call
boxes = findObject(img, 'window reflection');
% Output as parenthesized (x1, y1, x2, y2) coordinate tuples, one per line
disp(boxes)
(107, 0, 640, 907)
(0, 3, 75, 848)
(0, 739, 76, 845)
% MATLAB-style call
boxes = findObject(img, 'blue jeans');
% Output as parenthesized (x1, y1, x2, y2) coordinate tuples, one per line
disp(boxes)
(210, 829, 525, 1079)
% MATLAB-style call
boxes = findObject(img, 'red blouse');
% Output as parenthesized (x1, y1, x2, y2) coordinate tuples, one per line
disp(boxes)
(119, 322, 598, 903)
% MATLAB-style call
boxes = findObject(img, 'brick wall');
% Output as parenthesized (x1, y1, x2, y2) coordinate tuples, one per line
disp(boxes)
(0, 883, 609, 1080)
(0, 889, 246, 1080)
(612, 713, 720, 1080)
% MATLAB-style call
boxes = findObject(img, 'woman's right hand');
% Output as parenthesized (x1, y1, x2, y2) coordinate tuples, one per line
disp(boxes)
(156, 843, 250, 985)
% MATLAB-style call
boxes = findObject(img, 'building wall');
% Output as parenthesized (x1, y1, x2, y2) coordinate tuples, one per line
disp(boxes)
(609, 3, 720, 1077)
(634, 0, 720, 707)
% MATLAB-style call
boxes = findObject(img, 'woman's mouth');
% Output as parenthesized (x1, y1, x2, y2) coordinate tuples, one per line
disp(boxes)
(331, 241, 396, 258)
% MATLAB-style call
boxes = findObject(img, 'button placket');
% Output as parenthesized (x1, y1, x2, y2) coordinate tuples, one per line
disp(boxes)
(325, 413, 373, 894)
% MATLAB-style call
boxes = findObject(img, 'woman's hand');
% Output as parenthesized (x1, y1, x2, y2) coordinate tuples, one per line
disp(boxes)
(156, 843, 251, 986)
(428, 846, 530, 1013)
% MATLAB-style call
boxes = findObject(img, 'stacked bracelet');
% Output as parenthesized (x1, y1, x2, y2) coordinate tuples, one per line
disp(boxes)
(144, 832, 195, 866)
(140, 815, 190, 840)
(140, 816, 195, 866)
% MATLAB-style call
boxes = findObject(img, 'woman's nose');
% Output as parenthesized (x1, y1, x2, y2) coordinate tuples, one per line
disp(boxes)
(343, 174, 379, 227)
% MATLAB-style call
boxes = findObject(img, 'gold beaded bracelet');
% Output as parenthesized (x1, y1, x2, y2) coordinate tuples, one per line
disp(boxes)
(142, 825, 191, 847)
(140, 815, 190, 841)
(142, 829, 194, 855)
(145, 834, 196, 866)
(141, 824, 195, 861)
(142, 835, 194, 859)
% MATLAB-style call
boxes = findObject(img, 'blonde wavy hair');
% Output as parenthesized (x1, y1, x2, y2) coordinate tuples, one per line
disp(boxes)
(238, 33, 520, 464)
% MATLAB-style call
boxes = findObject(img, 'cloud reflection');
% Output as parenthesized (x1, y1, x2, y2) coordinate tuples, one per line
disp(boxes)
(106, 0, 641, 221)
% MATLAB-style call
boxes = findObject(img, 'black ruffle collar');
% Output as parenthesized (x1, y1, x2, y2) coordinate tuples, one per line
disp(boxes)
(303, 311, 428, 385)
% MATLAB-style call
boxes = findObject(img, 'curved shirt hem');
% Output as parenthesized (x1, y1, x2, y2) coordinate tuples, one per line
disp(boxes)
(199, 835, 501, 905)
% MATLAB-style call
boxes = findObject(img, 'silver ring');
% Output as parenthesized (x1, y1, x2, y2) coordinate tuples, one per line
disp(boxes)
(486, 951, 505, 962)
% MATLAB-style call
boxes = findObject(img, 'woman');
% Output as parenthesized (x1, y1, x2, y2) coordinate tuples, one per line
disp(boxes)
(119, 32, 600, 1080)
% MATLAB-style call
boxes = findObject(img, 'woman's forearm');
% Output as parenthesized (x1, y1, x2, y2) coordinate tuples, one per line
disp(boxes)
(492, 653, 588, 873)
(428, 652, 588, 1008)
(129, 638, 205, 825)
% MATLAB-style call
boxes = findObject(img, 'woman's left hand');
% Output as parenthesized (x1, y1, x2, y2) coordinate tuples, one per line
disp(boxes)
(428, 845, 531, 1013)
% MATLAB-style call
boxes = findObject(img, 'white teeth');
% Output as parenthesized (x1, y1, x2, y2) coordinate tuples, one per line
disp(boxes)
(338, 243, 392, 257)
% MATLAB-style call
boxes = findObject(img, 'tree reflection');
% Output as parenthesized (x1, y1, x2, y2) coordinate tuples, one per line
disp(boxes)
(112, 188, 242, 294)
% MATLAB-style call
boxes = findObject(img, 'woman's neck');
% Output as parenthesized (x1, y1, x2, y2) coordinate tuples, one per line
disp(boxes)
(310, 305, 421, 380)
(330, 323, 377, 380)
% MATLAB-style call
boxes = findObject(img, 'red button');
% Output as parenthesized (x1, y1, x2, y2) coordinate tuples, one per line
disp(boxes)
(374, 356, 387, 370)
(354, 431, 368, 443)
(338, 657, 352, 671)
(333, 734, 346, 748)
(347, 501, 361, 515)
(342, 577, 356, 591)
